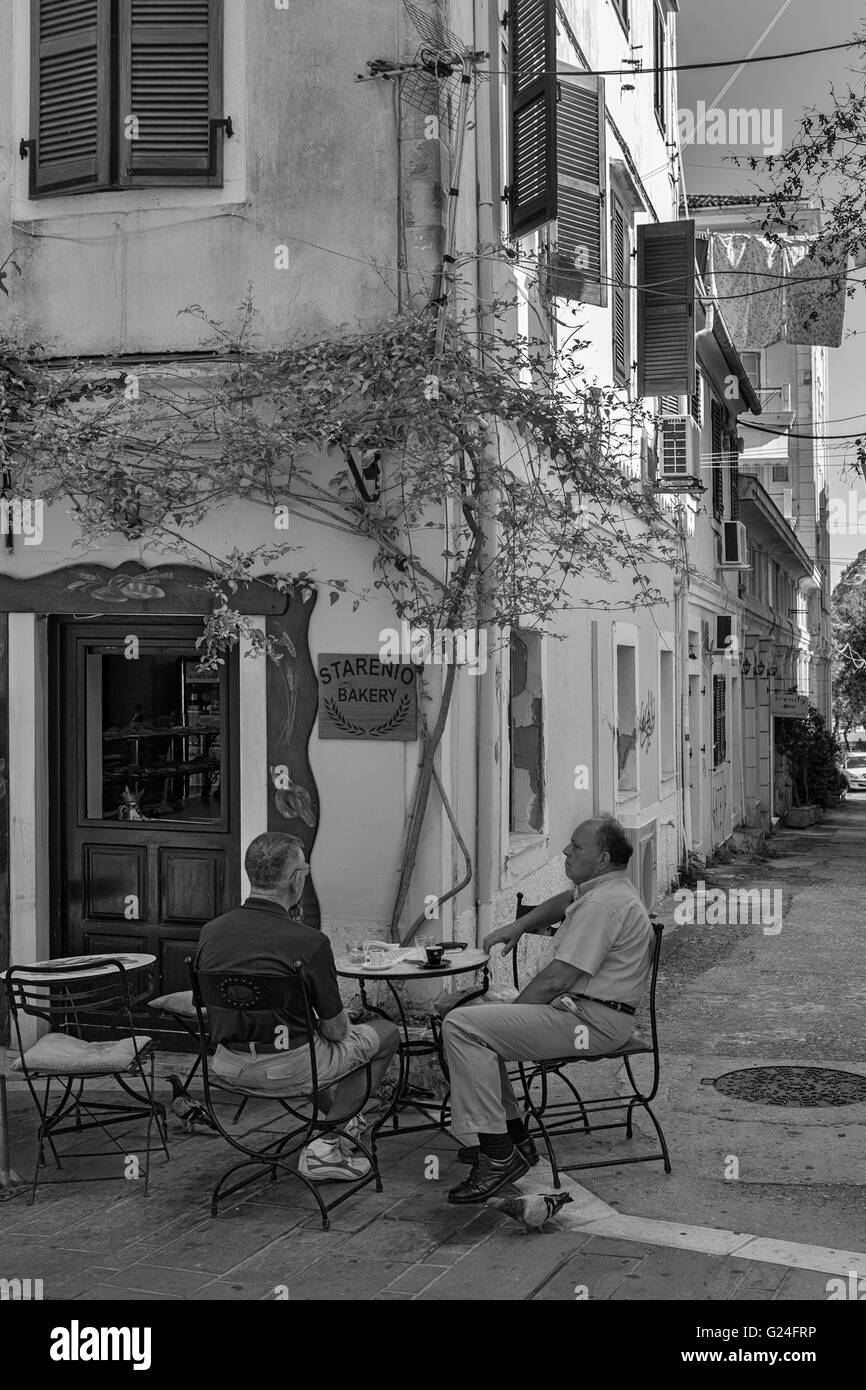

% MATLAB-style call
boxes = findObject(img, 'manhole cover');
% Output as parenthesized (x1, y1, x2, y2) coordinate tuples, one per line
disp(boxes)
(708, 1066, 866, 1107)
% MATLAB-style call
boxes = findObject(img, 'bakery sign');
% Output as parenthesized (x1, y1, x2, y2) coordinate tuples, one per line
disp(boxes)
(317, 653, 418, 741)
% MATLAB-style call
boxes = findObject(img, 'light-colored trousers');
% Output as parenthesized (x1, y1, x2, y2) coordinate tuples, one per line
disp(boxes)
(441, 999, 635, 1144)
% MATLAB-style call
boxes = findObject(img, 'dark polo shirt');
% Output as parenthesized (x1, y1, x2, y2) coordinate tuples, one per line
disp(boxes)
(195, 897, 344, 1048)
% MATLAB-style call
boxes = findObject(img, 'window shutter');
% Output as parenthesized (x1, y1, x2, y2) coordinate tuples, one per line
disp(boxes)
(729, 435, 740, 521)
(711, 398, 725, 520)
(118, 0, 224, 186)
(29, 0, 111, 196)
(691, 365, 703, 425)
(637, 219, 696, 397)
(548, 72, 607, 305)
(611, 199, 628, 382)
(509, 0, 557, 237)
(713, 674, 727, 766)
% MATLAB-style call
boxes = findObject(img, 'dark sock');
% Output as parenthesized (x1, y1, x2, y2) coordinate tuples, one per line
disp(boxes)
(507, 1118, 529, 1143)
(478, 1132, 514, 1162)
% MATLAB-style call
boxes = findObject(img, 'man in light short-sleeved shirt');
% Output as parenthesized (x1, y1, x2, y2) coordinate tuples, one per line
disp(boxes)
(442, 815, 653, 1205)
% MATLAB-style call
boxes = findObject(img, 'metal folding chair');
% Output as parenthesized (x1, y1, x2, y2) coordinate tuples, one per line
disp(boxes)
(5, 961, 170, 1203)
(511, 894, 672, 1187)
(188, 960, 383, 1229)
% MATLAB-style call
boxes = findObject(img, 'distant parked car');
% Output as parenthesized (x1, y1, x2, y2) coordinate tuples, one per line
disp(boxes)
(842, 752, 866, 793)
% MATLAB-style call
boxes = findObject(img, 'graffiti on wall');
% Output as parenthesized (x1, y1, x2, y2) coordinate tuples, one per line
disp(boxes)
(638, 691, 656, 752)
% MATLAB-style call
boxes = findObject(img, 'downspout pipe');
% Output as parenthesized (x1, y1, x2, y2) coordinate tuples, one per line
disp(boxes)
(474, 0, 500, 947)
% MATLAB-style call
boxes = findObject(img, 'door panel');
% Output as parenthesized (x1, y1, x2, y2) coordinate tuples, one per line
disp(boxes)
(54, 619, 239, 1036)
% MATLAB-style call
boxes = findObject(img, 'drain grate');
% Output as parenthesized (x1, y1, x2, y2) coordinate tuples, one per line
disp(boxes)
(705, 1066, 866, 1107)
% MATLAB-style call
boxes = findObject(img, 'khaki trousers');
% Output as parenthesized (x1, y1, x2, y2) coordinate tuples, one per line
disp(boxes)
(441, 999, 635, 1144)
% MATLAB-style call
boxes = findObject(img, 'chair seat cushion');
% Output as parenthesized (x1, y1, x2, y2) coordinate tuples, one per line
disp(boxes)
(11, 1032, 153, 1076)
(147, 990, 200, 1021)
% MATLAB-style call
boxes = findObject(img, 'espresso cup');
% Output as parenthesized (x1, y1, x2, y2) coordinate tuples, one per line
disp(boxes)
(368, 948, 388, 969)
(425, 945, 445, 967)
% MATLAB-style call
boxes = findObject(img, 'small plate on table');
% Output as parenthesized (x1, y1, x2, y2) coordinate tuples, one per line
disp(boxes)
(411, 957, 452, 970)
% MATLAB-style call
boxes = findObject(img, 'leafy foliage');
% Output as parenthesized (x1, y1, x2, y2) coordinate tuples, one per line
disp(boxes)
(774, 707, 843, 807)
(1, 295, 677, 661)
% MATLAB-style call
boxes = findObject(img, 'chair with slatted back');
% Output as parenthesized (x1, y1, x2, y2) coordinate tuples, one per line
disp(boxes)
(188, 960, 382, 1229)
(510, 892, 671, 1187)
(5, 960, 169, 1203)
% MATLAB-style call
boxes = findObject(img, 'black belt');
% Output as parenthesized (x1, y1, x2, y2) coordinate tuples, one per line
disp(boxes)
(580, 995, 636, 1016)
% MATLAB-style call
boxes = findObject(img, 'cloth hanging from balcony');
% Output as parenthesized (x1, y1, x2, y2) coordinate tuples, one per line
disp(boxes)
(706, 233, 847, 350)
(783, 237, 847, 348)
(706, 233, 786, 350)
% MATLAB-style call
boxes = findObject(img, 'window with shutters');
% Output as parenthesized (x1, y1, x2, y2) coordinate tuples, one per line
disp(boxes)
(546, 70, 607, 305)
(653, 3, 666, 131)
(508, 0, 557, 238)
(27, 0, 226, 198)
(713, 675, 727, 767)
(611, 198, 630, 386)
(636, 220, 695, 398)
(691, 365, 703, 426)
(710, 398, 725, 521)
(729, 435, 740, 522)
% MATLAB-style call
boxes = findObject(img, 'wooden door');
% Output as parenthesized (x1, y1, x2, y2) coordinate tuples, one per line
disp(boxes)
(52, 619, 239, 1034)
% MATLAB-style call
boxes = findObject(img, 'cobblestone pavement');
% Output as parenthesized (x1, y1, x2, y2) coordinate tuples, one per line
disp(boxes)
(2, 801, 865, 1300)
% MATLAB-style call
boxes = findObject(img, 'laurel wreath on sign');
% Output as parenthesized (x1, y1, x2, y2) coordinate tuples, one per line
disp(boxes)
(324, 694, 411, 737)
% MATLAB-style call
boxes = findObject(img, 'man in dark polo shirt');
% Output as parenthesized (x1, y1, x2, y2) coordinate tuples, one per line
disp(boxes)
(195, 832, 399, 1184)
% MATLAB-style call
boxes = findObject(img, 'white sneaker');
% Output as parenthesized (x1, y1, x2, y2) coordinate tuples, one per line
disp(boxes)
(298, 1135, 371, 1184)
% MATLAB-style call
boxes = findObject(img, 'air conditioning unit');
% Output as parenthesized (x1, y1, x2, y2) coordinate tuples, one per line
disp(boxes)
(627, 818, 658, 911)
(658, 415, 701, 481)
(720, 520, 749, 568)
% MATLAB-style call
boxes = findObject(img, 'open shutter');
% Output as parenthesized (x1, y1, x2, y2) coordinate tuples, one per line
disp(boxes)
(711, 398, 725, 520)
(119, 0, 224, 186)
(549, 72, 607, 305)
(611, 199, 628, 381)
(509, 0, 557, 237)
(637, 219, 696, 397)
(29, 0, 111, 196)
(729, 431, 740, 521)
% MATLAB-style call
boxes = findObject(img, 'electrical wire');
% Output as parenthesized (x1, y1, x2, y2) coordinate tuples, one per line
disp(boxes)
(484, 38, 865, 79)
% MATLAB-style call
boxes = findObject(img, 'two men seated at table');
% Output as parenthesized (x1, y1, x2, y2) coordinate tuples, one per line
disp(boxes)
(195, 832, 399, 1184)
(441, 815, 653, 1204)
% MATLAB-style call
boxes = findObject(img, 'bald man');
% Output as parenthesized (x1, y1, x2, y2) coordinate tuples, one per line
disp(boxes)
(442, 815, 653, 1203)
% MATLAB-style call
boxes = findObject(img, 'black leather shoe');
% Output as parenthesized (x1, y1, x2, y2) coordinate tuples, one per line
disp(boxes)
(456, 1136, 539, 1167)
(447, 1147, 530, 1204)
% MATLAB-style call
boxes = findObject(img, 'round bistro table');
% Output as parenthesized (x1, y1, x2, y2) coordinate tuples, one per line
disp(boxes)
(334, 947, 490, 1136)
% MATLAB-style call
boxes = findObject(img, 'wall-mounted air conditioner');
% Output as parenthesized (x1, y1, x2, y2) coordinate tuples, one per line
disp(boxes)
(658, 415, 701, 482)
(627, 818, 658, 911)
(720, 520, 749, 569)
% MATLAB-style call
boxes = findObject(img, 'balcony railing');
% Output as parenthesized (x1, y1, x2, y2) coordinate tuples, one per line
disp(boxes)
(753, 384, 792, 412)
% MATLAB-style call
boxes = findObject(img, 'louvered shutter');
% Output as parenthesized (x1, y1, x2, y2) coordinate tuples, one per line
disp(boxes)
(549, 72, 607, 305)
(611, 199, 628, 381)
(691, 365, 703, 425)
(29, 0, 111, 196)
(637, 220, 696, 397)
(711, 398, 725, 520)
(729, 434, 740, 521)
(509, 0, 557, 237)
(118, 0, 223, 186)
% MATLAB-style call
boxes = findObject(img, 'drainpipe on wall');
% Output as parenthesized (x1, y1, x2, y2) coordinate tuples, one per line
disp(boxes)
(473, 0, 500, 948)
(675, 563, 693, 865)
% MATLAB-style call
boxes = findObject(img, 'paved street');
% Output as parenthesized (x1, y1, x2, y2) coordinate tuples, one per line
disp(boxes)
(2, 803, 865, 1301)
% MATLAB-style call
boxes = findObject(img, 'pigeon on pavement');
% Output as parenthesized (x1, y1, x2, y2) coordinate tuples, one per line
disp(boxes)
(167, 1074, 218, 1134)
(486, 1190, 573, 1231)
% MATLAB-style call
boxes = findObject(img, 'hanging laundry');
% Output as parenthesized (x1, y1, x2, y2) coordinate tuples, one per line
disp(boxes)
(706, 233, 786, 350)
(784, 236, 847, 348)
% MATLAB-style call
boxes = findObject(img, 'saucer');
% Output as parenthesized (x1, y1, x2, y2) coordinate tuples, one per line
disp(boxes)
(414, 957, 452, 970)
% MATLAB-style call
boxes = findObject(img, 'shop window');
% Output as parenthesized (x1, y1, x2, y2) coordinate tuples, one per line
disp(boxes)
(616, 642, 637, 793)
(85, 645, 224, 823)
(509, 630, 545, 833)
